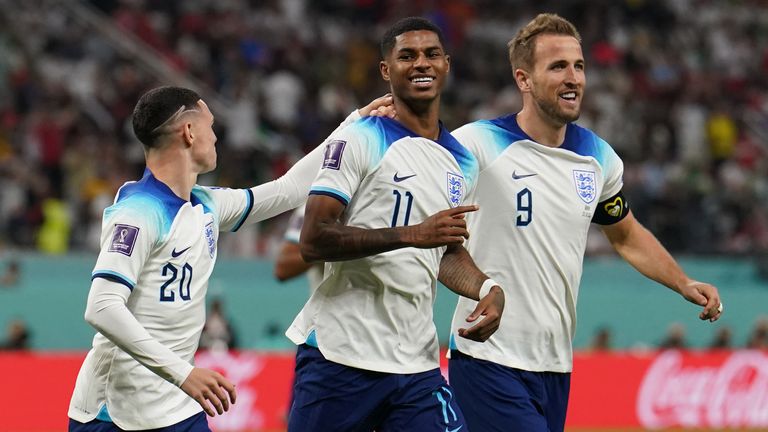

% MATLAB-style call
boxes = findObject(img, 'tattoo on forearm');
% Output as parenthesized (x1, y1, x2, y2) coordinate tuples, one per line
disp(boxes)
(438, 246, 487, 300)
(303, 223, 407, 262)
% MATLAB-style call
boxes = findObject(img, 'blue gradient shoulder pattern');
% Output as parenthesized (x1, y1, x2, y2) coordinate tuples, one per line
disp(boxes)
(560, 123, 616, 170)
(349, 116, 477, 184)
(473, 115, 531, 158)
(108, 170, 189, 237)
(480, 114, 617, 171)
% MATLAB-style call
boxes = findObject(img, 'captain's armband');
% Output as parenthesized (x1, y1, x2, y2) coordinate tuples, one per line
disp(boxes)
(592, 191, 630, 225)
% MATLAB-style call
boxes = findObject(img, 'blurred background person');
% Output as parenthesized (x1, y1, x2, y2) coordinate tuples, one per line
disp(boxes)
(0, 319, 30, 350)
(659, 322, 688, 350)
(199, 298, 238, 352)
(747, 316, 768, 350)
(708, 326, 733, 350)
(588, 326, 613, 353)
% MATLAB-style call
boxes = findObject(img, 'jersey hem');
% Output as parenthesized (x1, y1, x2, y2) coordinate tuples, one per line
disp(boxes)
(452, 344, 573, 373)
(287, 326, 438, 374)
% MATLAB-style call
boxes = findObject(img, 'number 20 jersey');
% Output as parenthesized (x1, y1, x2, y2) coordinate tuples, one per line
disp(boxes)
(287, 116, 478, 374)
(450, 114, 624, 373)
(68, 171, 255, 429)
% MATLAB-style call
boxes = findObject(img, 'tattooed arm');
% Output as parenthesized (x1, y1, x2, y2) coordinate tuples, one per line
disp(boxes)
(439, 244, 505, 342)
(299, 195, 478, 262)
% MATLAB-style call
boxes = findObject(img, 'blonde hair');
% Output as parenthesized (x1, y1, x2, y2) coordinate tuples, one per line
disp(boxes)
(508, 13, 581, 72)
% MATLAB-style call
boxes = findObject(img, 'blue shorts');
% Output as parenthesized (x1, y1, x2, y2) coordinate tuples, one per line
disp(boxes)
(69, 412, 210, 432)
(449, 350, 570, 432)
(288, 344, 466, 432)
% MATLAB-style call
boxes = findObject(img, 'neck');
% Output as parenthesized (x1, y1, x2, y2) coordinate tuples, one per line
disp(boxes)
(393, 97, 441, 140)
(145, 147, 196, 201)
(516, 103, 567, 148)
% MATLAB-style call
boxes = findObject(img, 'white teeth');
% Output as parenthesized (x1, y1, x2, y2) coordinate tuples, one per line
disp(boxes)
(561, 92, 576, 100)
(412, 77, 433, 83)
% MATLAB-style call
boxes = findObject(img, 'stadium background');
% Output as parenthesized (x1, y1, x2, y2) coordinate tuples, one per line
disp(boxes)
(0, 0, 767, 431)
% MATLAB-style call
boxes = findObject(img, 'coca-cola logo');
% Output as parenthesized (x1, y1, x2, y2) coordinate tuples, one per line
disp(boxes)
(637, 350, 768, 428)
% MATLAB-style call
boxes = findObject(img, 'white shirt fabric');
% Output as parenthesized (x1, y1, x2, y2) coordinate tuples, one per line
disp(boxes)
(286, 116, 478, 374)
(69, 111, 361, 429)
(450, 114, 623, 373)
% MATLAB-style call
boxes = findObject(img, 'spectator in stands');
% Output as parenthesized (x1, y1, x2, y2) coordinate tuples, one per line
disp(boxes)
(0, 319, 30, 350)
(708, 326, 733, 350)
(747, 317, 768, 349)
(199, 298, 238, 352)
(0, 259, 20, 287)
(659, 322, 688, 350)
(588, 326, 613, 352)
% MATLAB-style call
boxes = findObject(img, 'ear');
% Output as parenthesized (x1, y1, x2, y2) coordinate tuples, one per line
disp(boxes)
(181, 121, 194, 148)
(514, 68, 531, 92)
(445, 54, 451, 73)
(380, 60, 390, 82)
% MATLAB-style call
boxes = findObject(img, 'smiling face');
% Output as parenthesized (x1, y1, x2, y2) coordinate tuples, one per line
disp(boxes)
(518, 33, 585, 126)
(380, 29, 450, 108)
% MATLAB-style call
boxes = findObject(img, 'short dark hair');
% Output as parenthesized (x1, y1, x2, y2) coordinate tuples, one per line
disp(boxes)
(132, 86, 202, 147)
(380, 17, 446, 58)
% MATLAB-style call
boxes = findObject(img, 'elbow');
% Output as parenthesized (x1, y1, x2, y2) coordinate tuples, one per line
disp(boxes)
(299, 242, 322, 263)
(83, 304, 100, 330)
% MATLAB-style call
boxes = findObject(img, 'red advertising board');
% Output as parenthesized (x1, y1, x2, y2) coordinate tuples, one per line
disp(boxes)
(2, 350, 767, 431)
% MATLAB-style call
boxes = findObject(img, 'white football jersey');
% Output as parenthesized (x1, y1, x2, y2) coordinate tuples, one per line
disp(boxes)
(450, 114, 623, 373)
(287, 116, 478, 374)
(69, 171, 290, 429)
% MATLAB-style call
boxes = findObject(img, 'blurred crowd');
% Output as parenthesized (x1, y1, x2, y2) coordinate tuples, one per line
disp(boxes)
(1, 0, 767, 257)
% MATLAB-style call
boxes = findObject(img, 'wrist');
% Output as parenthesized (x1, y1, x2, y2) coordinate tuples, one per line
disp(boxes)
(479, 278, 499, 299)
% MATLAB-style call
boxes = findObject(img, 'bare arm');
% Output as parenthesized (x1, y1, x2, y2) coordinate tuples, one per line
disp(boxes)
(274, 241, 315, 281)
(300, 195, 478, 262)
(601, 210, 722, 322)
(439, 244, 505, 341)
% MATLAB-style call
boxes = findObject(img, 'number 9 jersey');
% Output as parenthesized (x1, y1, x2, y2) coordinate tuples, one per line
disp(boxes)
(449, 114, 624, 373)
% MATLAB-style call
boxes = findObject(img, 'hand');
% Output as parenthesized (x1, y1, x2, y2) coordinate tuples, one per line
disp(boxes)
(680, 280, 722, 322)
(180, 367, 237, 417)
(357, 94, 396, 118)
(459, 285, 505, 342)
(410, 205, 478, 248)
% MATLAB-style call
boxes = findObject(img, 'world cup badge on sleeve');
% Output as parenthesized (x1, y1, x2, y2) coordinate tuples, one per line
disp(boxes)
(573, 170, 597, 204)
(322, 140, 346, 170)
(108, 224, 139, 256)
(446, 172, 465, 208)
(205, 221, 216, 258)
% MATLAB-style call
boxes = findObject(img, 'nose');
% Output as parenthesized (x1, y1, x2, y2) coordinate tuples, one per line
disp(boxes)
(414, 52, 430, 69)
(564, 65, 582, 85)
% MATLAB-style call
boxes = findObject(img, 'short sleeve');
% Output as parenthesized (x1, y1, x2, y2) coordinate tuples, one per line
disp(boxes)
(597, 140, 624, 201)
(308, 124, 373, 206)
(192, 186, 252, 232)
(91, 201, 160, 290)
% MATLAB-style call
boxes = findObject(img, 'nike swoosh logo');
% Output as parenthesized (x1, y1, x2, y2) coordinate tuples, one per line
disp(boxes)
(446, 426, 463, 432)
(393, 172, 417, 182)
(511, 170, 537, 180)
(171, 246, 191, 258)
